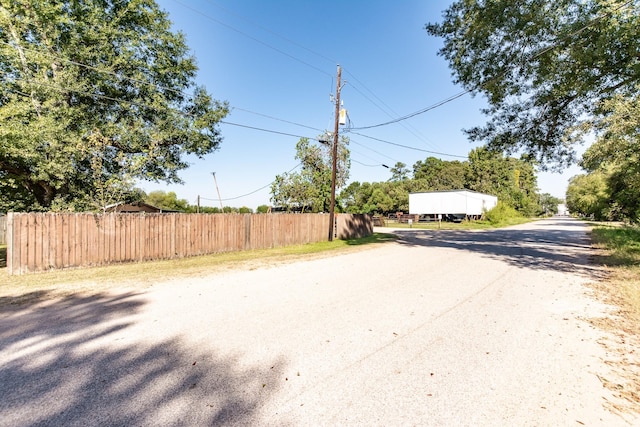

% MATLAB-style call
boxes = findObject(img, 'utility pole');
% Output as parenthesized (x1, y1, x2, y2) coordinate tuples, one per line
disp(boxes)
(328, 65, 341, 242)
(212, 172, 224, 212)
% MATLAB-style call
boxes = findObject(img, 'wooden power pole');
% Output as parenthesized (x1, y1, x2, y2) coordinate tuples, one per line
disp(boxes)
(328, 65, 341, 242)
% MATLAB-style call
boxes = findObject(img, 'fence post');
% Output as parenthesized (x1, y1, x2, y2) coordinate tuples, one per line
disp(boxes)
(6, 213, 13, 275)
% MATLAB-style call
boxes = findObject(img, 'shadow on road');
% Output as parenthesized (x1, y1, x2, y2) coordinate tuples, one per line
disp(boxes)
(391, 219, 605, 279)
(0, 292, 285, 426)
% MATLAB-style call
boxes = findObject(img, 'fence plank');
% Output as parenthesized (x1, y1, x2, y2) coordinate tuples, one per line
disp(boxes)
(0, 215, 6, 246)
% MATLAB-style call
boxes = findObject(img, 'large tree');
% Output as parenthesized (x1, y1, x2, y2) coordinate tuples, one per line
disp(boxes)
(581, 91, 640, 221)
(271, 136, 350, 212)
(466, 147, 540, 215)
(0, 0, 228, 211)
(426, 0, 640, 167)
(566, 171, 612, 220)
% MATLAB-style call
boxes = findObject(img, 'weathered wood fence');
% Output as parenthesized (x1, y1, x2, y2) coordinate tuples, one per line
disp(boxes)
(5, 212, 372, 275)
(0, 215, 6, 246)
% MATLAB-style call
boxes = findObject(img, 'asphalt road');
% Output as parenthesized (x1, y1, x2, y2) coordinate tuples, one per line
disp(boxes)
(0, 217, 635, 426)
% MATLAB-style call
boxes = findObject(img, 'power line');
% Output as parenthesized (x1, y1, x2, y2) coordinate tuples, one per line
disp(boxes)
(9, 79, 466, 163)
(349, 90, 470, 130)
(171, 0, 333, 78)
(1, 10, 465, 162)
(0, 40, 190, 99)
(220, 121, 311, 140)
(1, 40, 333, 139)
(205, 0, 338, 66)
(352, 159, 389, 168)
(343, 67, 441, 151)
(350, 0, 636, 131)
(348, 131, 468, 159)
(3, 27, 469, 164)
(349, 139, 398, 163)
(231, 107, 324, 133)
(200, 162, 302, 202)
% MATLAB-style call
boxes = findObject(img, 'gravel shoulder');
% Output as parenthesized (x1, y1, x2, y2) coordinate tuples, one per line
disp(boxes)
(1, 217, 637, 425)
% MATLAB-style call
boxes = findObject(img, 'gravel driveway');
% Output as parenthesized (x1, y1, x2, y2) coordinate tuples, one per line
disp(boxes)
(0, 217, 636, 425)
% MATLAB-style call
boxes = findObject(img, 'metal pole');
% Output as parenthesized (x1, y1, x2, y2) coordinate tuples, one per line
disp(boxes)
(328, 65, 341, 242)
(212, 172, 224, 212)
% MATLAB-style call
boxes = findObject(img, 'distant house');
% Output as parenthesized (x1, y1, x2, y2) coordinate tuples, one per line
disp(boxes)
(103, 201, 179, 213)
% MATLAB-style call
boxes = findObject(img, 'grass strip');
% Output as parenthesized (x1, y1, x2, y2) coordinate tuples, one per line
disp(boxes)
(589, 224, 640, 415)
(591, 225, 640, 331)
(0, 233, 396, 305)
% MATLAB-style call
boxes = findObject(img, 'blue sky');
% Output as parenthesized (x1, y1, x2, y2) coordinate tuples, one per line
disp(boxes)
(144, 0, 583, 209)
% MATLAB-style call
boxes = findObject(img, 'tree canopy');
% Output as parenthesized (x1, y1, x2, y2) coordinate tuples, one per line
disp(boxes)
(270, 136, 350, 213)
(426, 0, 640, 168)
(0, 0, 228, 212)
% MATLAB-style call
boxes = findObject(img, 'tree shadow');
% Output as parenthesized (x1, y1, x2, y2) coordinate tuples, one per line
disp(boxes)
(391, 219, 605, 279)
(0, 292, 287, 426)
(336, 214, 373, 239)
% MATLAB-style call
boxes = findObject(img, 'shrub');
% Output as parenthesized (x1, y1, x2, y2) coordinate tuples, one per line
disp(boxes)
(484, 201, 522, 225)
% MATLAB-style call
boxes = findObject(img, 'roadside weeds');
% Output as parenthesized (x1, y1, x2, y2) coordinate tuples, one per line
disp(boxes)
(588, 225, 640, 417)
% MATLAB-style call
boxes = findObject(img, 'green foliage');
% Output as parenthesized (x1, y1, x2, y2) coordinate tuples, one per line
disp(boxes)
(565, 172, 612, 220)
(426, 0, 640, 168)
(0, 0, 228, 212)
(413, 157, 466, 190)
(483, 201, 523, 225)
(256, 205, 270, 214)
(580, 91, 640, 222)
(145, 190, 189, 212)
(271, 136, 350, 212)
(466, 147, 540, 216)
(592, 225, 640, 266)
(340, 148, 543, 217)
(538, 193, 562, 216)
(389, 162, 410, 182)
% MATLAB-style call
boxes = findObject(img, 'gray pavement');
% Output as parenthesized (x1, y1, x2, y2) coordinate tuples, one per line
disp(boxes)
(1, 217, 636, 425)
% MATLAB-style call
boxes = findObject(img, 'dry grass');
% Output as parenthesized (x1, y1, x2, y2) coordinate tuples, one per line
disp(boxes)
(0, 233, 396, 307)
(589, 225, 640, 416)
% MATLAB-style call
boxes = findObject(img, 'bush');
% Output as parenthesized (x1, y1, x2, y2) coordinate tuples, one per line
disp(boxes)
(484, 201, 522, 225)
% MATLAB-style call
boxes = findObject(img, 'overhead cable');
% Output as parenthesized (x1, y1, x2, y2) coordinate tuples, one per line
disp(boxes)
(348, 131, 468, 159)
(200, 162, 302, 202)
(171, 0, 332, 78)
(351, 0, 636, 130)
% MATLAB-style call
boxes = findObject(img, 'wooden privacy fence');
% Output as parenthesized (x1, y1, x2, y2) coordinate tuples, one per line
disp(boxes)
(0, 215, 6, 246)
(6, 212, 372, 275)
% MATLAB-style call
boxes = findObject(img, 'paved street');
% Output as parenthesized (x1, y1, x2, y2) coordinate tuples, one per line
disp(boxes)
(0, 217, 634, 425)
